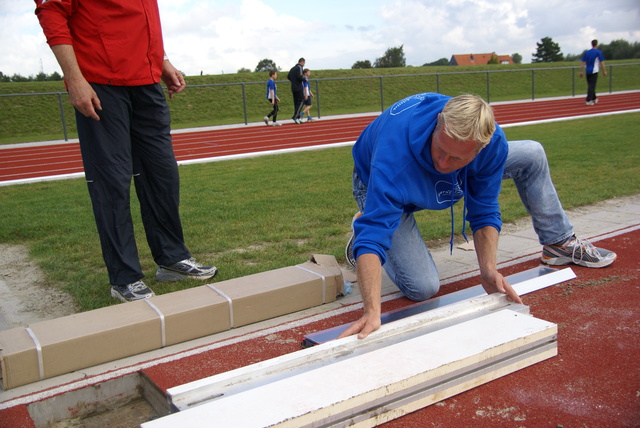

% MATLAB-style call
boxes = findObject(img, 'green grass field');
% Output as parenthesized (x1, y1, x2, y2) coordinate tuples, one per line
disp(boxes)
(0, 113, 638, 311)
(1, 60, 639, 144)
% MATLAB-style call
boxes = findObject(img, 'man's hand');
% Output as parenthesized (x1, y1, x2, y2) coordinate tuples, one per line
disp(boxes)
(480, 269, 523, 304)
(337, 311, 381, 340)
(66, 76, 102, 121)
(337, 253, 383, 340)
(473, 226, 523, 304)
(161, 59, 186, 99)
(50, 44, 101, 120)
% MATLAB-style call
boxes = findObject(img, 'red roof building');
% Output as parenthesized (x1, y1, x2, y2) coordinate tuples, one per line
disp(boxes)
(449, 53, 514, 66)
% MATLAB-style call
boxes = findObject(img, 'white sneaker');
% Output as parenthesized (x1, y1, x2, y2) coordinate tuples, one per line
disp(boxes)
(156, 258, 218, 282)
(111, 281, 155, 302)
(263, 116, 269, 125)
(272, 122, 282, 126)
(542, 235, 617, 268)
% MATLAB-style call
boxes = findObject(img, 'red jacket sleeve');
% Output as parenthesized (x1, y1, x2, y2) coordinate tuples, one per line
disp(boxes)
(34, 0, 75, 47)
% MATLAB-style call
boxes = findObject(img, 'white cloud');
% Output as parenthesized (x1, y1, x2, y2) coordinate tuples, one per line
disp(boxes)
(1, 0, 638, 77)
(371, 0, 639, 64)
(0, 2, 58, 76)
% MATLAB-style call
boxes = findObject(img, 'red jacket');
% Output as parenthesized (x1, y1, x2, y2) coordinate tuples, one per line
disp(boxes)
(35, 0, 165, 86)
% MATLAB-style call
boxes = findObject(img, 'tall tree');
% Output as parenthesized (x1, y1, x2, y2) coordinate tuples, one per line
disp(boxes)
(255, 59, 278, 72)
(374, 45, 406, 68)
(532, 37, 564, 62)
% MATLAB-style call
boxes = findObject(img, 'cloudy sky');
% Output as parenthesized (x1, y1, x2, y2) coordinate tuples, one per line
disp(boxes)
(1, 0, 638, 77)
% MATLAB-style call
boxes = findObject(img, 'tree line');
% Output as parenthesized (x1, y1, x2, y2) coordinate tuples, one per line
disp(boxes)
(2, 38, 638, 82)
(533, 37, 640, 62)
(355, 38, 640, 69)
(0, 70, 62, 83)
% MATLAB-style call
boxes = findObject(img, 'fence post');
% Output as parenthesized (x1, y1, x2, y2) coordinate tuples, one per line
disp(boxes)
(379, 76, 384, 112)
(486, 71, 490, 103)
(436, 73, 440, 93)
(315, 79, 321, 118)
(609, 64, 613, 93)
(241, 83, 248, 125)
(531, 69, 535, 100)
(57, 92, 68, 141)
(572, 67, 575, 97)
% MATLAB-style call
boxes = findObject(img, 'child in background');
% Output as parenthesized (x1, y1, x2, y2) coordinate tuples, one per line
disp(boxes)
(264, 70, 281, 126)
(302, 69, 315, 122)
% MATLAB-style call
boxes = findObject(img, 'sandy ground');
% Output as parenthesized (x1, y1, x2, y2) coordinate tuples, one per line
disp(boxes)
(0, 244, 77, 330)
(0, 195, 636, 331)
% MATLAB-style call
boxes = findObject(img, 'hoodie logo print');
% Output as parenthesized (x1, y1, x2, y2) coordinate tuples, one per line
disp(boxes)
(390, 93, 427, 116)
(435, 179, 464, 204)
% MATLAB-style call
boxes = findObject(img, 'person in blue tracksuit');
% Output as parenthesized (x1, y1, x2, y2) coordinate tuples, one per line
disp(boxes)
(580, 39, 607, 105)
(264, 70, 281, 126)
(301, 68, 315, 121)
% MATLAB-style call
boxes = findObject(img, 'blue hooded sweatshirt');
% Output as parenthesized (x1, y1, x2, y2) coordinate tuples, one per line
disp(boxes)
(352, 93, 508, 265)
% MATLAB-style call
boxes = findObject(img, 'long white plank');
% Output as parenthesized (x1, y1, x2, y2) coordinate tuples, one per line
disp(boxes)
(165, 293, 529, 413)
(144, 309, 556, 427)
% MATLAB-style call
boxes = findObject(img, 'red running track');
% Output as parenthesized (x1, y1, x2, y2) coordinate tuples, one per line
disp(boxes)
(1, 92, 638, 183)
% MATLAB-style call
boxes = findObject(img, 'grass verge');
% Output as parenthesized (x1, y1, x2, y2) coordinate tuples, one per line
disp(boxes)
(0, 113, 638, 311)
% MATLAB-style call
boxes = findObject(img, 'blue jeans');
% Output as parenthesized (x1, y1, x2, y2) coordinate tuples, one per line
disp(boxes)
(352, 170, 440, 301)
(352, 139, 573, 301)
(503, 140, 573, 245)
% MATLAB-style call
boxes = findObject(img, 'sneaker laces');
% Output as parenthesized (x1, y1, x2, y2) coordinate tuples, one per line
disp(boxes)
(569, 236, 601, 263)
(181, 257, 201, 268)
(173, 257, 213, 273)
(130, 281, 149, 292)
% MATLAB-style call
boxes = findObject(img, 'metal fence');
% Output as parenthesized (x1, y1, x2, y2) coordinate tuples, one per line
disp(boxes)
(1, 63, 638, 142)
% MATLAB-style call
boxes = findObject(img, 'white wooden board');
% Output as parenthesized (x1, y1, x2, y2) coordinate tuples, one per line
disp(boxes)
(166, 293, 529, 412)
(144, 309, 556, 428)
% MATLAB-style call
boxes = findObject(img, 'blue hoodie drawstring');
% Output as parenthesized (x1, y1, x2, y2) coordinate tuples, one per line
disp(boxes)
(460, 168, 469, 243)
(449, 203, 455, 254)
(449, 177, 455, 254)
(448, 168, 469, 255)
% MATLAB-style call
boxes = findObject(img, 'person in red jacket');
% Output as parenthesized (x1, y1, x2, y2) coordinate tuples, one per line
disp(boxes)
(34, 0, 217, 302)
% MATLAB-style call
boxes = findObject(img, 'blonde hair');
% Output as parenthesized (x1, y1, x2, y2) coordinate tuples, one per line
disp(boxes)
(437, 94, 496, 149)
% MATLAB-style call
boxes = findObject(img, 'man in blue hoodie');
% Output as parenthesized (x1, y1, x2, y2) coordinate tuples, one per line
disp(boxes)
(342, 92, 617, 339)
(341, 93, 522, 339)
